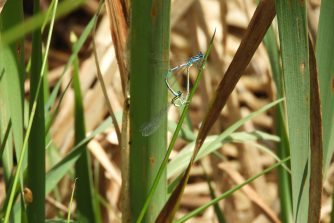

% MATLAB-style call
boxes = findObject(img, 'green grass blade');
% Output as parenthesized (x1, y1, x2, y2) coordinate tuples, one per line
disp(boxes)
(72, 36, 97, 223)
(263, 23, 293, 223)
(26, 0, 46, 221)
(67, 179, 77, 223)
(0, 0, 25, 170)
(0, 51, 14, 186)
(275, 1, 310, 222)
(316, 0, 334, 173)
(0, 2, 25, 210)
(0, 44, 25, 222)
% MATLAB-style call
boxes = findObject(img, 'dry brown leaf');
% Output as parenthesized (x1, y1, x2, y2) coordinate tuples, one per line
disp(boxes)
(308, 35, 323, 223)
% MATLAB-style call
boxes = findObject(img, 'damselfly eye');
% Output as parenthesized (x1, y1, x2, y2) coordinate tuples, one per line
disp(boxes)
(198, 51, 204, 58)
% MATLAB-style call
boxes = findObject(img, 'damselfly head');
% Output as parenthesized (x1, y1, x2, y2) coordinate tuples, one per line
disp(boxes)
(198, 51, 204, 59)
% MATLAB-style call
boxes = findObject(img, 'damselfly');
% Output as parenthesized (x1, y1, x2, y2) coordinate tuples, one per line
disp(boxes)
(140, 52, 204, 137)
(165, 52, 204, 107)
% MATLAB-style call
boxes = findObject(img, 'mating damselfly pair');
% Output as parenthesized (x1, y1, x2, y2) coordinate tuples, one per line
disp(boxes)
(140, 52, 204, 137)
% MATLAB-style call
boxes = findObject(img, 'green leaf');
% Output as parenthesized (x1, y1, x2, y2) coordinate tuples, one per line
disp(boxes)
(72, 39, 97, 223)
(316, 0, 334, 173)
(275, 1, 310, 222)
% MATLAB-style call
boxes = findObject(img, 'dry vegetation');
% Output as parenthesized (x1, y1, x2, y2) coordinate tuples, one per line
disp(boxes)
(1, 0, 333, 222)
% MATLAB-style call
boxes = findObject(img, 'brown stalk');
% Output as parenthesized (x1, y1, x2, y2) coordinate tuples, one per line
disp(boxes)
(195, 0, 275, 151)
(308, 36, 323, 223)
(105, 0, 129, 96)
(104, 0, 130, 221)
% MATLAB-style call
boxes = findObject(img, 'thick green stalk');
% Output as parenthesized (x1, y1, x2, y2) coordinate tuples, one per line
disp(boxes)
(130, 0, 170, 222)
(27, 0, 45, 221)
(275, 1, 310, 222)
